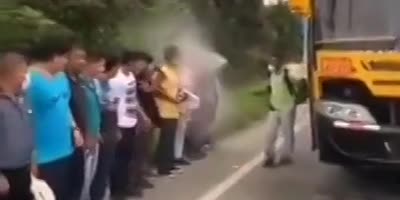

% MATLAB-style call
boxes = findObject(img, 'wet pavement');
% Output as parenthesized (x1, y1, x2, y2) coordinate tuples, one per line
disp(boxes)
(137, 105, 400, 200)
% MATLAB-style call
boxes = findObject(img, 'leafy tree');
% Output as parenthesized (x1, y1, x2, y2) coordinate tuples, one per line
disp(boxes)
(16, 0, 142, 48)
(263, 3, 302, 65)
(0, 4, 69, 51)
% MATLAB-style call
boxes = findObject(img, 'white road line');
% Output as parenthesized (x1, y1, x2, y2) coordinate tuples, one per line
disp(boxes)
(196, 152, 265, 200)
(197, 121, 307, 200)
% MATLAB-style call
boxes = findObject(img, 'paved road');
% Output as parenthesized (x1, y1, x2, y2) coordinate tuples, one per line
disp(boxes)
(138, 105, 400, 200)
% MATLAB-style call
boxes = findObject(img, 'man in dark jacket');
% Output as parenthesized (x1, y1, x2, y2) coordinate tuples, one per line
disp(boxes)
(64, 45, 90, 199)
(126, 51, 158, 191)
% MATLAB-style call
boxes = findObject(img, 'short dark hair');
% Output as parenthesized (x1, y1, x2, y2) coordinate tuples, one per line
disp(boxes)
(164, 45, 179, 62)
(121, 50, 153, 65)
(105, 54, 121, 72)
(86, 49, 106, 63)
(0, 52, 26, 76)
(28, 36, 72, 61)
(121, 50, 134, 65)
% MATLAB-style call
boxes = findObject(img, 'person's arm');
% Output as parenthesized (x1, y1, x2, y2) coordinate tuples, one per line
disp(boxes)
(68, 77, 89, 138)
(265, 77, 275, 111)
(68, 107, 84, 148)
(29, 74, 62, 108)
(152, 71, 180, 103)
(0, 110, 9, 194)
(136, 102, 152, 130)
(0, 173, 8, 195)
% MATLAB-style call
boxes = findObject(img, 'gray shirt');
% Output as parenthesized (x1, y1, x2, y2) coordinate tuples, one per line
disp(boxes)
(0, 94, 34, 169)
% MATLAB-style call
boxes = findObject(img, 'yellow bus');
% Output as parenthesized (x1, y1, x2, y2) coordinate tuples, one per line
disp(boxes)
(294, 0, 400, 167)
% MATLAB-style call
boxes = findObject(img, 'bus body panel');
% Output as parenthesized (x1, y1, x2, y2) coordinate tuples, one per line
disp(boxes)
(315, 51, 400, 99)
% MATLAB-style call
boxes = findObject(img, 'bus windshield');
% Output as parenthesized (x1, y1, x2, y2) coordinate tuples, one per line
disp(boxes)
(315, 0, 400, 48)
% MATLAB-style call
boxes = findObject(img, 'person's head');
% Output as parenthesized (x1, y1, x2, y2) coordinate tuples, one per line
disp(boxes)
(0, 52, 28, 95)
(164, 45, 181, 66)
(127, 51, 153, 75)
(103, 54, 121, 79)
(29, 37, 71, 74)
(83, 52, 106, 78)
(270, 56, 287, 72)
(66, 44, 87, 74)
(121, 51, 153, 74)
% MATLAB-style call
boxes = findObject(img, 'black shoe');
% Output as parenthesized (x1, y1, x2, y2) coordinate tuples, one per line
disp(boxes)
(168, 166, 181, 171)
(140, 178, 155, 189)
(158, 169, 172, 176)
(263, 158, 275, 168)
(175, 158, 191, 166)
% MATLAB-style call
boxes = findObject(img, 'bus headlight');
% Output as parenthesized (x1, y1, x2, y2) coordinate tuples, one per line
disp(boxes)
(316, 101, 377, 124)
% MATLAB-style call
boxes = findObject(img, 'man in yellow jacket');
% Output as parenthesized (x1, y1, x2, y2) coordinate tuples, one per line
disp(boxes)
(153, 45, 187, 176)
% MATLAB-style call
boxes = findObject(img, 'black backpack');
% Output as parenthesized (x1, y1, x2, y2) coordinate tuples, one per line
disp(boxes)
(283, 69, 308, 104)
(267, 69, 308, 108)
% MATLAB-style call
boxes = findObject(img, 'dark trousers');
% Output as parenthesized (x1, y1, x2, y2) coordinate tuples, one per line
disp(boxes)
(71, 149, 85, 199)
(155, 119, 178, 172)
(130, 131, 149, 187)
(91, 110, 119, 200)
(111, 127, 136, 195)
(38, 154, 75, 200)
(90, 142, 116, 200)
(0, 165, 33, 200)
(141, 128, 155, 169)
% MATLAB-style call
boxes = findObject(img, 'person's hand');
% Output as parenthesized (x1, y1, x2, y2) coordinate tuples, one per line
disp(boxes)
(98, 135, 104, 144)
(137, 110, 152, 132)
(84, 135, 98, 153)
(31, 163, 39, 177)
(142, 115, 153, 132)
(96, 73, 108, 81)
(0, 175, 9, 195)
(177, 90, 188, 102)
(116, 131, 122, 142)
(139, 81, 153, 92)
(74, 128, 84, 148)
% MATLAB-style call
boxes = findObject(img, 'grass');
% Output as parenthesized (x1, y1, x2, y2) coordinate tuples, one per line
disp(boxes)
(214, 82, 269, 137)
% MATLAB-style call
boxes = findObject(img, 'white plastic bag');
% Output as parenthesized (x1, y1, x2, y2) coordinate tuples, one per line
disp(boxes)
(31, 175, 55, 200)
(184, 89, 200, 110)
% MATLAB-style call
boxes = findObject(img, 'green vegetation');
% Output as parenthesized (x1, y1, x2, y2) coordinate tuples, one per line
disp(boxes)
(0, 1, 301, 69)
(215, 82, 269, 137)
(0, 0, 303, 134)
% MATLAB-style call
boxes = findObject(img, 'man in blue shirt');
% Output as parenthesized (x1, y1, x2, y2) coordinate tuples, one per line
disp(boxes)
(27, 38, 77, 200)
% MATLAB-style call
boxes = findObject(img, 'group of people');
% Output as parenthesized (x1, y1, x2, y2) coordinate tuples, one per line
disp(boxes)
(0, 37, 219, 200)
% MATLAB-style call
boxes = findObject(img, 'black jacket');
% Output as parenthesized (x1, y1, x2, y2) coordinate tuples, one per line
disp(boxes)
(66, 72, 89, 137)
(136, 72, 161, 127)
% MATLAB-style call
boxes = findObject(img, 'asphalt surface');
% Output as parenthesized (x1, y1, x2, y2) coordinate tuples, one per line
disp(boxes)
(138, 104, 400, 200)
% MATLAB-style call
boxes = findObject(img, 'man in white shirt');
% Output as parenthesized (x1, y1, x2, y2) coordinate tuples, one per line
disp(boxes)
(108, 51, 142, 198)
